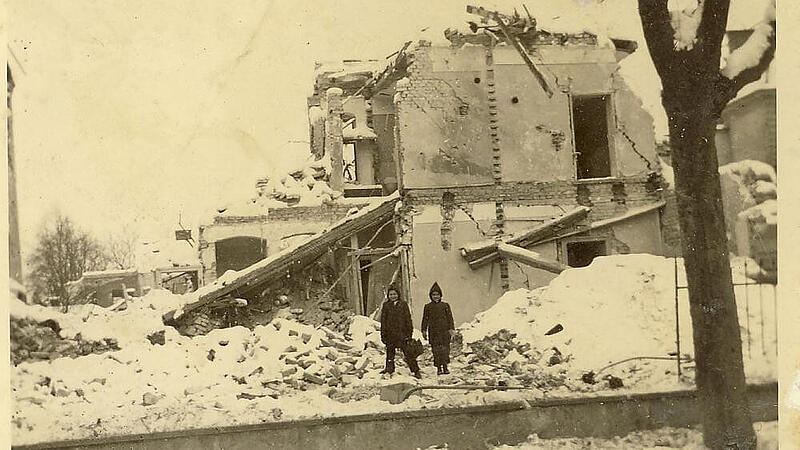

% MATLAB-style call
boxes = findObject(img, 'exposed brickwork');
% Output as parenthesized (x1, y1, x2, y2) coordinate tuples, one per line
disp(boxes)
(403, 177, 662, 223)
(213, 202, 367, 225)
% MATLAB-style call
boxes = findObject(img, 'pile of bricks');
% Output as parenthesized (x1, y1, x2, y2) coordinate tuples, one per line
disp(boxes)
(278, 325, 379, 389)
(10, 317, 120, 365)
(463, 329, 533, 364)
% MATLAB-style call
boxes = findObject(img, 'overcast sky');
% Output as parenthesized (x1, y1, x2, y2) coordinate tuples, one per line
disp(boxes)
(8, 0, 765, 263)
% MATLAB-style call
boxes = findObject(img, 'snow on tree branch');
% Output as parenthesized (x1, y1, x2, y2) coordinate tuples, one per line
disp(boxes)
(721, 0, 775, 79)
(668, 0, 704, 50)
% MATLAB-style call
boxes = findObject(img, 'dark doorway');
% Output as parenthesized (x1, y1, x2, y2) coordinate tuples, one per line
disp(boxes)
(215, 236, 268, 276)
(573, 95, 611, 179)
(566, 240, 607, 268)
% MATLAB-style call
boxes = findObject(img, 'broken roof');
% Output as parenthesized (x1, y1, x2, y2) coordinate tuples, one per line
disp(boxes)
(170, 192, 400, 317)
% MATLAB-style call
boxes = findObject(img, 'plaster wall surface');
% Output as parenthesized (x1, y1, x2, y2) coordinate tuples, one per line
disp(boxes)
(408, 203, 663, 327)
(394, 44, 658, 189)
(717, 89, 776, 168)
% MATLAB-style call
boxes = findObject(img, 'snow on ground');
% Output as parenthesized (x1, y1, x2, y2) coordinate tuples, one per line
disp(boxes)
(489, 421, 777, 449)
(460, 254, 777, 388)
(10, 255, 777, 445)
(10, 290, 186, 346)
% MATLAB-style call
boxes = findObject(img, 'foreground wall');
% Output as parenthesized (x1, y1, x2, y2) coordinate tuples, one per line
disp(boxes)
(17, 383, 776, 450)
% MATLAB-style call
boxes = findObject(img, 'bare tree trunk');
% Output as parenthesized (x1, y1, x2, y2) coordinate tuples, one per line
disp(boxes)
(669, 108, 755, 449)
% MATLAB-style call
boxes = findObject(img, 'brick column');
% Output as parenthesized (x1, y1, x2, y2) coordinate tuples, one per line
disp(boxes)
(309, 105, 326, 160)
(485, 44, 509, 291)
(325, 88, 344, 192)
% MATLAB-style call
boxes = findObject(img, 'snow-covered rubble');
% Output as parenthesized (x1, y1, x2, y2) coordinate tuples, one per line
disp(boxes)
(219, 156, 343, 216)
(11, 255, 777, 445)
(459, 254, 776, 391)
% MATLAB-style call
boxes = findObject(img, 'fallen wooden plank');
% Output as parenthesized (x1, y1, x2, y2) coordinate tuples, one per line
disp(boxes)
(497, 243, 566, 274)
(460, 206, 590, 263)
(493, 13, 554, 98)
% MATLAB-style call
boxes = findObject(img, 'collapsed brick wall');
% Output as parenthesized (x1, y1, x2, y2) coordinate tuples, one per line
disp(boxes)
(212, 202, 364, 226)
(175, 258, 355, 337)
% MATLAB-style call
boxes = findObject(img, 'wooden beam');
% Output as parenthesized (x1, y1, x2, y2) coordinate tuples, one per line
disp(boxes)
(497, 243, 566, 274)
(493, 13, 554, 98)
(179, 194, 399, 314)
(461, 206, 590, 264)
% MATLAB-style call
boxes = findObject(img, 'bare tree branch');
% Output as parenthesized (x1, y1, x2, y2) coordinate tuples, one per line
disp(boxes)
(712, 20, 776, 113)
(638, 0, 676, 75)
(698, 0, 731, 60)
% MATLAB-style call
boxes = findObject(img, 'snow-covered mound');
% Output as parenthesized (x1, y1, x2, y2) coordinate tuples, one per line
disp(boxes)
(10, 289, 187, 347)
(460, 254, 776, 379)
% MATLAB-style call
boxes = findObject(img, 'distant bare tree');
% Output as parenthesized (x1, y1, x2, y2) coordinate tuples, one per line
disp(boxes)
(28, 215, 108, 310)
(105, 228, 138, 270)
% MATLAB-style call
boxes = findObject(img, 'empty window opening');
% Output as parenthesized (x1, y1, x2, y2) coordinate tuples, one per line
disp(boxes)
(573, 95, 611, 179)
(343, 143, 357, 182)
(566, 240, 607, 268)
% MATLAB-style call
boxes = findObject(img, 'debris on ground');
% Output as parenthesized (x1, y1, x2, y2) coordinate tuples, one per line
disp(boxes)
(490, 421, 777, 449)
(10, 254, 777, 446)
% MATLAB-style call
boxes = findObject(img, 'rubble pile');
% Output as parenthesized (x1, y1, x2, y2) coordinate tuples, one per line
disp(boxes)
(220, 156, 342, 215)
(10, 317, 120, 365)
(175, 259, 355, 337)
(10, 297, 421, 445)
(10, 255, 778, 445)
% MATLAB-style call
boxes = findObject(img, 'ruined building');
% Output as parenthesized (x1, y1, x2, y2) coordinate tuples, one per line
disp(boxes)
(187, 12, 668, 329)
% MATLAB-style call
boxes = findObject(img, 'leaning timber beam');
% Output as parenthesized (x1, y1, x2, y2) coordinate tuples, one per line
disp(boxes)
(497, 243, 566, 274)
(460, 206, 590, 265)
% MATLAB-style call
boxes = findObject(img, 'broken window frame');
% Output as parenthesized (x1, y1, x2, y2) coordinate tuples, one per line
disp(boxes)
(569, 92, 617, 181)
(343, 142, 358, 183)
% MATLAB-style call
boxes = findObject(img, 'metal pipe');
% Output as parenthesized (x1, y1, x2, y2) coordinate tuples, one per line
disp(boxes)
(674, 257, 681, 379)
(760, 282, 766, 356)
(745, 259, 751, 357)
(595, 355, 691, 376)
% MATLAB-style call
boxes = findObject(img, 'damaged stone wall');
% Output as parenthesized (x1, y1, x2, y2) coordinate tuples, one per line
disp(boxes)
(199, 203, 367, 284)
(393, 43, 659, 189)
(394, 43, 494, 187)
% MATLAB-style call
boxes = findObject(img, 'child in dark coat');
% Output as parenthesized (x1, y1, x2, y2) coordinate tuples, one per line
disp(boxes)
(421, 282, 455, 375)
(380, 286, 422, 378)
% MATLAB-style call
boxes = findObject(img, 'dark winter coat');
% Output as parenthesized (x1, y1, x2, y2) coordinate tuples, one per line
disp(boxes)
(421, 301, 454, 345)
(380, 300, 413, 345)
